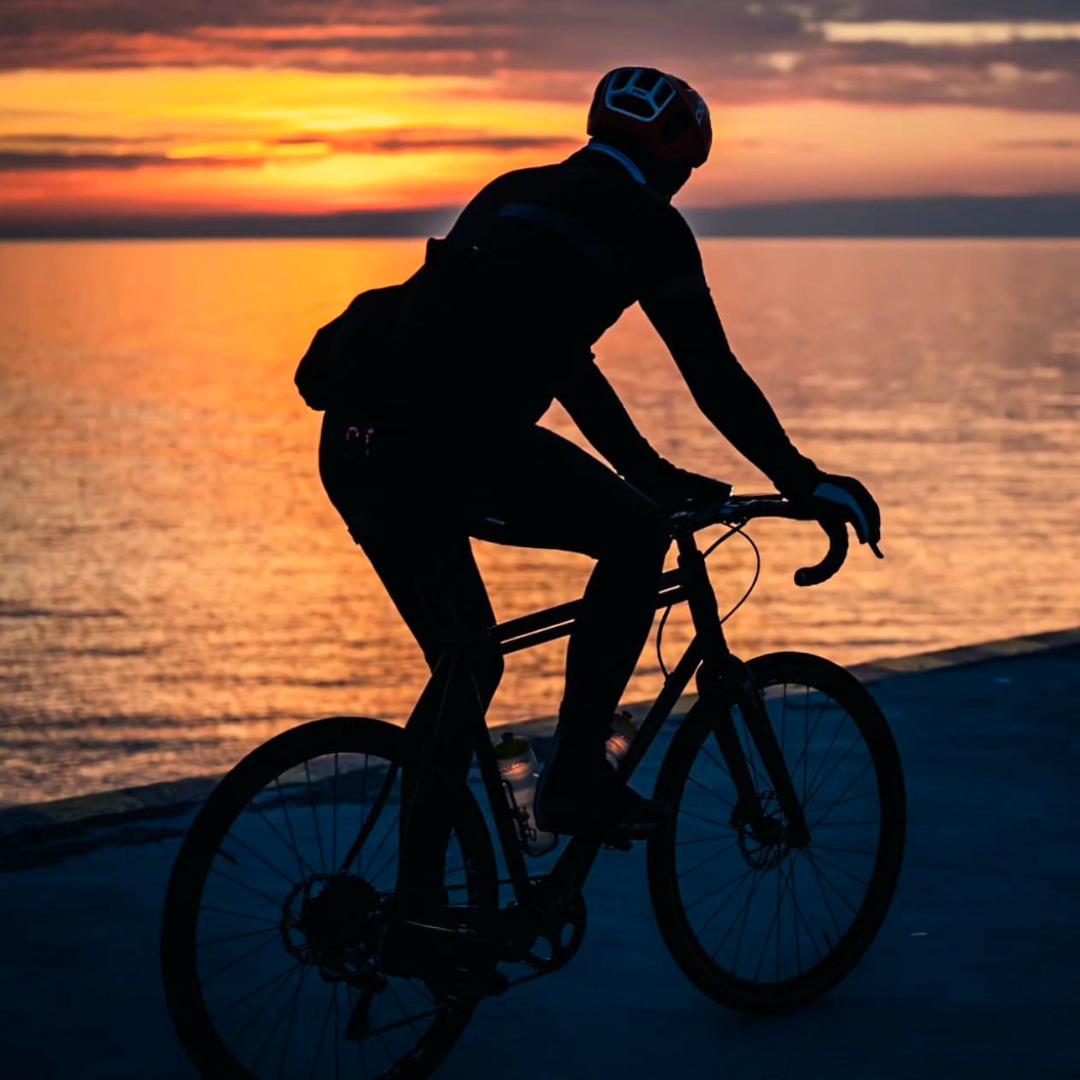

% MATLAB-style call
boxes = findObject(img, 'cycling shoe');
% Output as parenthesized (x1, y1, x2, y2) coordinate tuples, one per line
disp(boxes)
(534, 754, 669, 844)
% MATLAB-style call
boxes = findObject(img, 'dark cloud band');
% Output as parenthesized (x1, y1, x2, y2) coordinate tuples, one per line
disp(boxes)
(0, 1, 1077, 114)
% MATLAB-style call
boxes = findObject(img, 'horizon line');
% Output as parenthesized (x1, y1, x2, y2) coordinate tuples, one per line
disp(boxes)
(2, 193, 1077, 240)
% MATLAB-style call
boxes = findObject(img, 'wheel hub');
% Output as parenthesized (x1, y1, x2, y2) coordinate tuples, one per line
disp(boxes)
(734, 792, 788, 871)
(282, 873, 382, 973)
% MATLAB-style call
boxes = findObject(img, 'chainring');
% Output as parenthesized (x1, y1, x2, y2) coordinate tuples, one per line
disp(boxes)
(522, 891, 587, 973)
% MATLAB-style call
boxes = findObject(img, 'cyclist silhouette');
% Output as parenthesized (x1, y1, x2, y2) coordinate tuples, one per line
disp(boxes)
(318, 67, 881, 900)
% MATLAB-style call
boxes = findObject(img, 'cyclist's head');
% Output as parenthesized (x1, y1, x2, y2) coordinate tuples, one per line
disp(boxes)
(587, 66, 712, 199)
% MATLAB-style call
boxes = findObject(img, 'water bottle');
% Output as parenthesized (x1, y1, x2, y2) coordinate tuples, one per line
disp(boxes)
(493, 732, 558, 857)
(606, 711, 638, 770)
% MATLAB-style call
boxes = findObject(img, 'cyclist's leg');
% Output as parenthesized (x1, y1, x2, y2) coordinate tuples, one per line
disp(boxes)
(319, 416, 502, 907)
(462, 426, 670, 829)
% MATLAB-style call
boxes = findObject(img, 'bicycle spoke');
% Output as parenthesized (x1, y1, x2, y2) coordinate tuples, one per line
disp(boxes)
(198, 925, 278, 949)
(202, 926, 281, 985)
(333, 982, 341, 1080)
(698, 741, 732, 784)
(367, 838, 401, 888)
(806, 848, 845, 941)
(788, 689, 831, 797)
(675, 832, 734, 847)
(370, 1003, 399, 1071)
(780, 683, 788, 760)
(807, 759, 875, 822)
(213, 961, 298, 1022)
(221, 831, 298, 890)
(811, 843, 877, 857)
(786, 854, 823, 968)
(678, 807, 733, 831)
(407, 978, 434, 1006)
(807, 785, 877, 819)
(224, 965, 301, 1048)
(303, 761, 328, 874)
(686, 772, 734, 810)
(306, 980, 335, 1080)
(691, 869, 755, 942)
(253, 790, 316, 880)
(801, 710, 849, 805)
(800, 848, 861, 916)
(711, 868, 765, 966)
(365, 1006, 442, 1041)
(209, 864, 290, 916)
(358, 753, 369, 875)
(753, 854, 797, 981)
(738, 710, 766, 793)
(344, 985, 370, 1080)
(364, 812, 402, 887)
(278, 966, 313, 1079)
(200, 904, 281, 927)
(252, 963, 308, 1073)
(363, 810, 400, 883)
(385, 978, 423, 1041)
(805, 848, 870, 888)
(273, 777, 316, 879)
(804, 729, 865, 810)
(677, 837, 741, 880)
(332, 753, 339, 872)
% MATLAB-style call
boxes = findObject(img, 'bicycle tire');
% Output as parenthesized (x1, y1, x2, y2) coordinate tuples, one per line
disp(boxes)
(647, 652, 905, 1012)
(161, 716, 498, 1080)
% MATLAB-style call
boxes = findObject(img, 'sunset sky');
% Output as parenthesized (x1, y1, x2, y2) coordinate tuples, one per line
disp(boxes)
(1, 1, 1078, 230)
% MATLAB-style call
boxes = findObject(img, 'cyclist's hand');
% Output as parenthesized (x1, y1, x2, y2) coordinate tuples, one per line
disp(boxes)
(629, 460, 732, 515)
(810, 473, 883, 556)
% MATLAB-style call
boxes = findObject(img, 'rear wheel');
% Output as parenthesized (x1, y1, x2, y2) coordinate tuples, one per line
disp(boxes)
(161, 716, 497, 1080)
(648, 652, 905, 1012)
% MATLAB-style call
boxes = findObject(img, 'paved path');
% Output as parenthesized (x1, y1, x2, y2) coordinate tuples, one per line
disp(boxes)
(1, 633, 1078, 1079)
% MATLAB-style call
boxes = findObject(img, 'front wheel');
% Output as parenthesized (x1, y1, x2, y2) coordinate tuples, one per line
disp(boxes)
(648, 652, 905, 1012)
(161, 716, 498, 1080)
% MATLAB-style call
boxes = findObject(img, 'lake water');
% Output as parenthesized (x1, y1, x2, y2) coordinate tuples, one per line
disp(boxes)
(1, 238, 1077, 805)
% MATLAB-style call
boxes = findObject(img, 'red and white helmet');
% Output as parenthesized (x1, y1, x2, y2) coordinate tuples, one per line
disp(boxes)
(587, 67, 712, 169)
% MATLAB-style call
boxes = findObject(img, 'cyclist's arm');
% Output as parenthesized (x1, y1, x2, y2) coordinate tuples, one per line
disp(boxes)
(555, 359, 668, 481)
(641, 282, 820, 496)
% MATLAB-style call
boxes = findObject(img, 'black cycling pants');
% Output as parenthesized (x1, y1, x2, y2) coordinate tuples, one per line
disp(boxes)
(319, 413, 669, 900)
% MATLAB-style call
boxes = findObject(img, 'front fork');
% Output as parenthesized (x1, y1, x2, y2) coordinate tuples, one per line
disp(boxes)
(678, 534, 810, 849)
(696, 657, 810, 848)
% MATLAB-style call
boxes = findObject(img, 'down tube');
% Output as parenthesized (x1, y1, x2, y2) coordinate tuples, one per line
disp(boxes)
(546, 640, 703, 900)
(619, 638, 702, 782)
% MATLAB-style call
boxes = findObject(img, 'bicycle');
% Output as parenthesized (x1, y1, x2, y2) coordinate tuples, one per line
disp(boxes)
(161, 493, 906, 1080)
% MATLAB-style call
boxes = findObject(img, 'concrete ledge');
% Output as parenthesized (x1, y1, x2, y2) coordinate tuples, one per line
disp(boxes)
(2, 623, 1078, 859)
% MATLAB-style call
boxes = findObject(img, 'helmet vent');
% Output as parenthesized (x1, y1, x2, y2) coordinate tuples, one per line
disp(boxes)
(604, 69, 676, 123)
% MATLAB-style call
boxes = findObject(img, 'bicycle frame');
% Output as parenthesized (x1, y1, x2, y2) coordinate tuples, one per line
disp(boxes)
(379, 507, 814, 919)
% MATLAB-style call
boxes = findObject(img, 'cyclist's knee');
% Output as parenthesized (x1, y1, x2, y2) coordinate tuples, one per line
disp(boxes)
(606, 497, 669, 565)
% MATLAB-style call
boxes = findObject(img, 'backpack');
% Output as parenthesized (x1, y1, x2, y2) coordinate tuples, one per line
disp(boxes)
(293, 282, 409, 412)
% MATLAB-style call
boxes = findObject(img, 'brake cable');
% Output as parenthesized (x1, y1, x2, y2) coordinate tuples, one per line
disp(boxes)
(656, 522, 762, 678)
